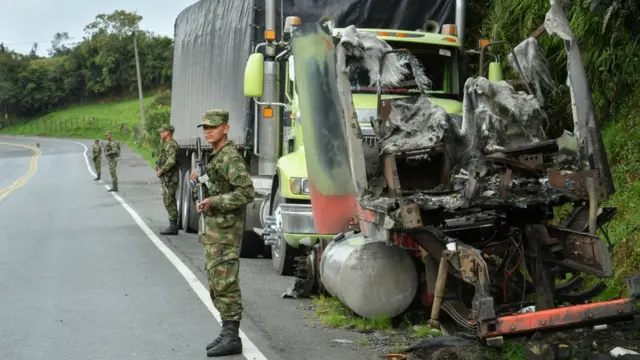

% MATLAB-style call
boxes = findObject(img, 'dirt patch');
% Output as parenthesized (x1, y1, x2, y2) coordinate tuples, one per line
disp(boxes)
(305, 298, 640, 360)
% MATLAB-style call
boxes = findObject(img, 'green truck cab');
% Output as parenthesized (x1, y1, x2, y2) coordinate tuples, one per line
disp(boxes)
(242, 17, 506, 275)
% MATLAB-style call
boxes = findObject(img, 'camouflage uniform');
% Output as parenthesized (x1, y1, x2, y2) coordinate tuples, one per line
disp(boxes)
(157, 124, 180, 235)
(92, 140, 102, 181)
(104, 131, 120, 192)
(194, 109, 254, 357)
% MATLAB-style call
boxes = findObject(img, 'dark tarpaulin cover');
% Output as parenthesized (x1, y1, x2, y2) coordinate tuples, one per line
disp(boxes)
(271, 0, 455, 32)
(170, 0, 456, 146)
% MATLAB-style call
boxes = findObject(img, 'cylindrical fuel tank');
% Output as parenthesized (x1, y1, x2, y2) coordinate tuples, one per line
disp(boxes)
(320, 232, 419, 319)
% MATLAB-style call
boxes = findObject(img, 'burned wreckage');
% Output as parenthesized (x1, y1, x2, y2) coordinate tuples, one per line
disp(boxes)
(286, 0, 640, 342)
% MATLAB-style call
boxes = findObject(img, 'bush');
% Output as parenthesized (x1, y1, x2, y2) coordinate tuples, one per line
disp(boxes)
(142, 90, 172, 150)
(152, 89, 172, 107)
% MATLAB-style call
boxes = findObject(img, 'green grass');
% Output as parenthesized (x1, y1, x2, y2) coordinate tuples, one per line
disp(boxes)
(311, 295, 394, 332)
(0, 95, 158, 168)
(592, 85, 640, 299)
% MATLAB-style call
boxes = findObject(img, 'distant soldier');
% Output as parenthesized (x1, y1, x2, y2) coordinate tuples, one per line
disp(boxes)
(190, 109, 254, 357)
(157, 123, 180, 235)
(104, 131, 120, 192)
(92, 139, 102, 181)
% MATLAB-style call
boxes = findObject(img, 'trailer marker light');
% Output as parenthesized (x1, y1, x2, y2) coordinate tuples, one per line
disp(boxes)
(262, 107, 274, 118)
(265, 29, 276, 41)
(441, 24, 457, 36)
(442, 37, 457, 43)
(285, 16, 301, 26)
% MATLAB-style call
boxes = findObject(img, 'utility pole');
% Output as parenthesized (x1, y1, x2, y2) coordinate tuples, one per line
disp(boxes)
(133, 30, 145, 129)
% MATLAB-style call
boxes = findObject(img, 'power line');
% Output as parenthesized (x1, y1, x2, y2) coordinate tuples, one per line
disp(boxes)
(1, 38, 79, 47)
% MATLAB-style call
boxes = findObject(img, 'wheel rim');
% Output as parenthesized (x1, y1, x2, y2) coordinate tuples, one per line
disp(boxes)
(181, 173, 190, 228)
(272, 205, 284, 258)
(176, 171, 183, 226)
(177, 172, 183, 206)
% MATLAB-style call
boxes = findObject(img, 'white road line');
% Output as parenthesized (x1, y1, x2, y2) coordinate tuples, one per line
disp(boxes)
(75, 140, 269, 360)
(1, 136, 269, 360)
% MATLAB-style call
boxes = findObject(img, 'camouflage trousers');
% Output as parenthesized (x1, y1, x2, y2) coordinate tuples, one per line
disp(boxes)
(108, 157, 118, 184)
(161, 170, 179, 221)
(204, 243, 243, 321)
(93, 157, 101, 177)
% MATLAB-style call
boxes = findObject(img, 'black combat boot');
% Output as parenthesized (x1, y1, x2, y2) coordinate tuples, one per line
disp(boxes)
(206, 320, 242, 357)
(160, 220, 179, 235)
(108, 181, 118, 192)
(94, 175, 100, 181)
(205, 320, 228, 351)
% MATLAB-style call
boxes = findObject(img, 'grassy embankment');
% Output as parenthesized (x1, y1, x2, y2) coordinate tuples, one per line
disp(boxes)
(0, 95, 157, 167)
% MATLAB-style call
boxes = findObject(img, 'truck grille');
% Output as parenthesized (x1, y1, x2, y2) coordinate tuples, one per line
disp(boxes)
(362, 135, 379, 148)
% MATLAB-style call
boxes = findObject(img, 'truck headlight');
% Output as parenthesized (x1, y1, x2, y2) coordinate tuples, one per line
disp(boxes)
(289, 177, 310, 194)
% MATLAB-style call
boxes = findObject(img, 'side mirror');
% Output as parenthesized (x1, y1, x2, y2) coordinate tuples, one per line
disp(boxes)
(488, 62, 503, 82)
(243, 53, 264, 98)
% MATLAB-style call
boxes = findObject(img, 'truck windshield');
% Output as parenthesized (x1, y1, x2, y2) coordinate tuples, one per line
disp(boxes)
(347, 41, 457, 96)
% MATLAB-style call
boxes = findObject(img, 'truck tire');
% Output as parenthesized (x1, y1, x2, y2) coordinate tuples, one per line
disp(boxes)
(240, 230, 263, 258)
(260, 198, 273, 259)
(270, 187, 298, 276)
(182, 171, 198, 233)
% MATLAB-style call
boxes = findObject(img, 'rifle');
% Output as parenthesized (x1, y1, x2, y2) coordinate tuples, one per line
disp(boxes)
(152, 150, 168, 194)
(102, 141, 114, 159)
(195, 137, 207, 235)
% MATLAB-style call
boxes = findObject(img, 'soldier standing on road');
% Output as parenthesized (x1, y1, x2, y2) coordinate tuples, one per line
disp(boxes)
(92, 139, 102, 181)
(157, 123, 180, 235)
(104, 131, 120, 192)
(190, 109, 254, 357)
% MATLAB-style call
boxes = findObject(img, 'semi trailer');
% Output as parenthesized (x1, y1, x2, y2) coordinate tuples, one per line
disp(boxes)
(170, 0, 469, 274)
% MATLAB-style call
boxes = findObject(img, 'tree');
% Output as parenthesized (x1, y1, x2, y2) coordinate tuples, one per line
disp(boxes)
(48, 32, 71, 57)
(84, 10, 143, 38)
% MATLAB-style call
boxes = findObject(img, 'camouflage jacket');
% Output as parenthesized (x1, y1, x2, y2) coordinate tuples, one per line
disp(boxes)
(195, 141, 255, 245)
(158, 139, 179, 175)
(92, 143, 102, 160)
(104, 139, 120, 160)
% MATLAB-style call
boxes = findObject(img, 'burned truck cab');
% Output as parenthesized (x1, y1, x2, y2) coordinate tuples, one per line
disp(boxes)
(289, 0, 639, 344)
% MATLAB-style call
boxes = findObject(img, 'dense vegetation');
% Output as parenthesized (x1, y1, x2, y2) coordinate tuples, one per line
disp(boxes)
(0, 11, 172, 120)
(469, 0, 640, 297)
(468, 0, 639, 127)
(1, 0, 639, 298)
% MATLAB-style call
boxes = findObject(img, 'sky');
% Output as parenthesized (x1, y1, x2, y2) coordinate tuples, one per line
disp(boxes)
(0, 0, 198, 56)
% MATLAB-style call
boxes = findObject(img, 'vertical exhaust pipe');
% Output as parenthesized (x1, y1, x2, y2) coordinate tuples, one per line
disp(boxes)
(258, 0, 279, 175)
(455, 0, 466, 44)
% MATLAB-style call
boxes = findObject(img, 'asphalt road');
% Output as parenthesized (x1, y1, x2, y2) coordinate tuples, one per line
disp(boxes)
(0, 141, 38, 197)
(0, 135, 383, 360)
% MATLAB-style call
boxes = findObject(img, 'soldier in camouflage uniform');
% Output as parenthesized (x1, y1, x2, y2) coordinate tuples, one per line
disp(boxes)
(104, 131, 120, 192)
(190, 109, 254, 357)
(92, 139, 102, 181)
(157, 123, 180, 235)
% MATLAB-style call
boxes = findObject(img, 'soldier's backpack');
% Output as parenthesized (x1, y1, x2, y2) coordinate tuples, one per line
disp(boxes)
(114, 141, 121, 158)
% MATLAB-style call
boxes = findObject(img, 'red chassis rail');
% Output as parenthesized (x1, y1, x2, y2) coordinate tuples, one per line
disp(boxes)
(480, 298, 640, 338)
